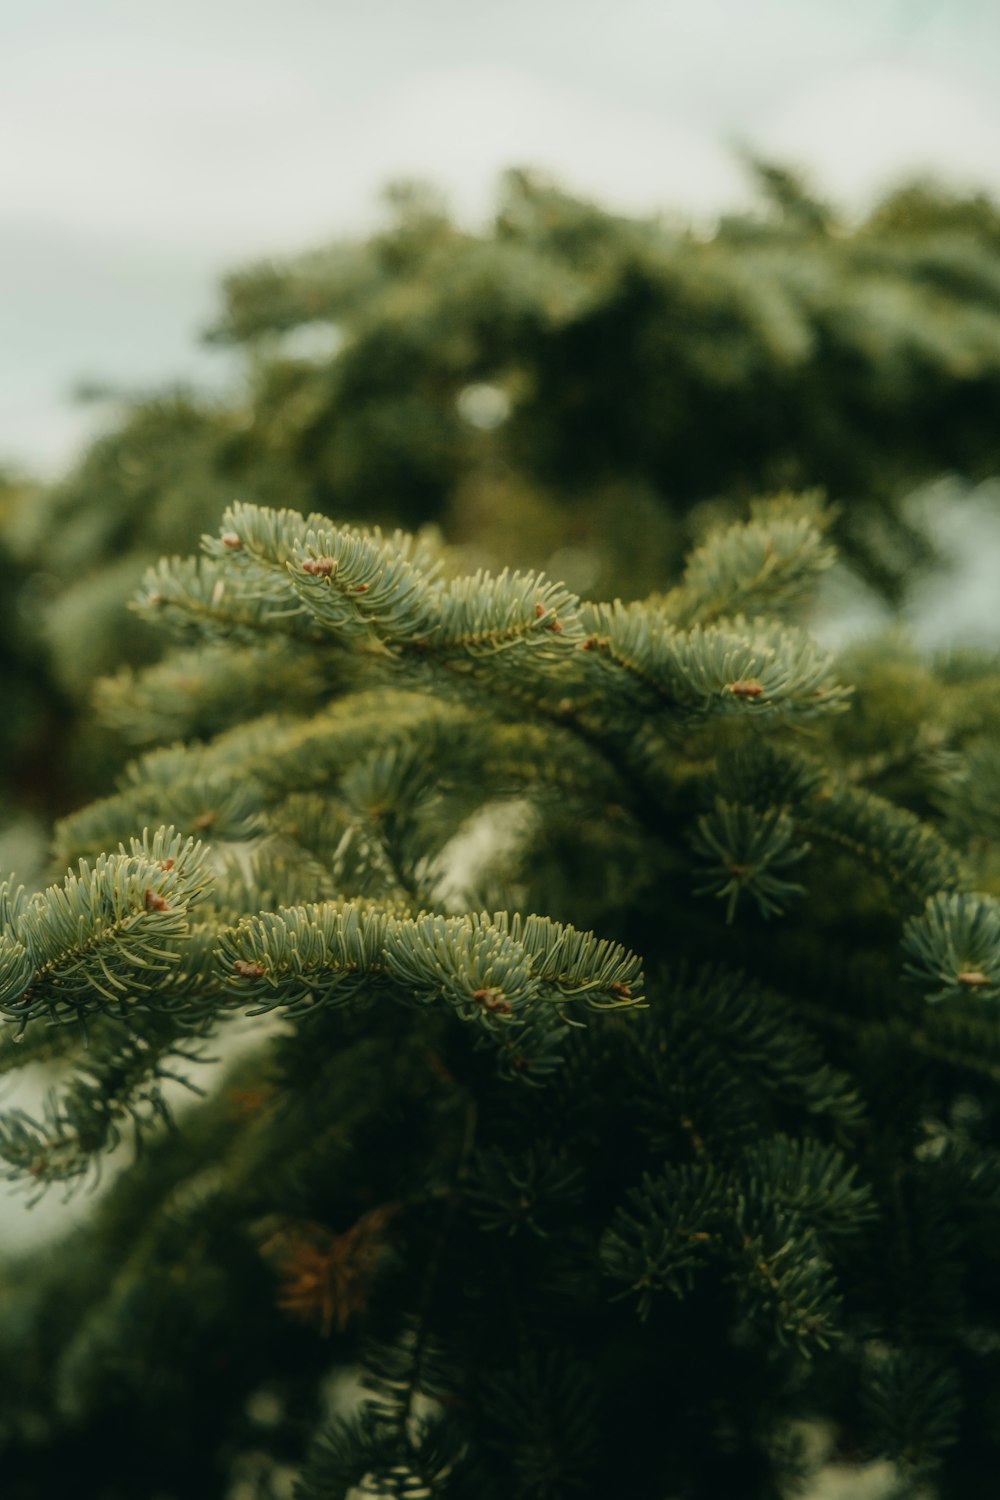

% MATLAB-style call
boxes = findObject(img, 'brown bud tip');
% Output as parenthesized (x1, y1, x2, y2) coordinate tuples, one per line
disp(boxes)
(958, 970, 991, 988)
(147, 591, 164, 605)
(302, 556, 337, 576)
(579, 635, 597, 651)
(221, 532, 242, 549)
(354, 582, 370, 593)
(233, 959, 266, 979)
(609, 981, 633, 999)
(549, 618, 563, 633)
(144, 888, 169, 912)
(193, 810, 217, 830)
(726, 679, 764, 698)
(472, 987, 512, 1014)
(159, 858, 175, 871)
(535, 602, 545, 618)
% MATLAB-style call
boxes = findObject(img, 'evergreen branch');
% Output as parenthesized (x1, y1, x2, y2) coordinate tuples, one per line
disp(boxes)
(488, 911, 643, 1005)
(271, 795, 415, 905)
(211, 499, 445, 582)
(195, 508, 848, 743)
(134, 555, 326, 645)
(711, 740, 828, 809)
(94, 640, 337, 745)
(582, 606, 850, 725)
(0, 874, 27, 931)
(488, 1005, 575, 1085)
(602, 1139, 856, 1351)
(62, 684, 620, 883)
(297, 1285, 471, 1499)
(729, 1217, 841, 1354)
(420, 569, 585, 657)
(217, 900, 392, 1014)
(600, 1163, 727, 1314)
(53, 758, 270, 864)
(288, 525, 438, 642)
(739, 1135, 876, 1241)
(219, 905, 642, 1059)
(656, 965, 865, 1131)
(209, 501, 446, 641)
(478, 1351, 601, 1496)
(116, 757, 271, 844)
(704, 743, 964, 907)
(691, 798, 809, 921)
(666, 617, 850, 721)
(0, 828, 212, 1026)
(905, 1005, 1000, 1086)
(721, 1025, 863, 1130)
(287, 507, 587, 674)
(465, 1143, 584, 1237)
(861, 1347, 962, 1474)
(296, 1375, 468, 1500)
(935, 738, 1000, 846)
(244, 691, 466, 802)
(383, 912, 543, 1019)
(478, 721, 623, 800)
(10, 176, 1000, 1498)
(661, 492, 836, 627)
(902, 891, 1000, 1003)
(801, 782, 965, 904)
(0, 1022, 210, 1198)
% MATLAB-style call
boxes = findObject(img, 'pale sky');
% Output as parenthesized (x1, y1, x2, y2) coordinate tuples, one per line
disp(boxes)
(3, 0, 1000, 471)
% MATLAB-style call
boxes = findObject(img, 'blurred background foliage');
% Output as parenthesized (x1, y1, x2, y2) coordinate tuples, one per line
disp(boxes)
(4, 159, 1000, 816)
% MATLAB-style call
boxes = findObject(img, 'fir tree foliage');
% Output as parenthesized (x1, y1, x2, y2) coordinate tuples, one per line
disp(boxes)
(4, 498, 1000, 1496)
(8, 162, 1000, 748)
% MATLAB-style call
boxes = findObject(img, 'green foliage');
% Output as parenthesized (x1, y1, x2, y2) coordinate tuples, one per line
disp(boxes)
(0, 471, 66, 808)
(8, 163, 1000, 752)
(902, 892, 1000, 1003)
(3, 497, 1000, 1497)
(0, 827, 211, 1028)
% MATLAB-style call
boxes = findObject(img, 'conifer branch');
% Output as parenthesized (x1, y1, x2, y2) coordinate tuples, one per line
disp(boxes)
(691, 798, 809, 920)
(582, 605, 850, 725)
(218, 902, 642, 1038)
(0, 1022, 210, 1198)
(0, 829, 212, 1027)
(134, 555, 326, 645)
(801, 782, 965, 903)
(94, 640, 337, 745)
(601, 1134, 869, 1350)
(660, 492, 836, 626)
(902, 891, 1000, 1003)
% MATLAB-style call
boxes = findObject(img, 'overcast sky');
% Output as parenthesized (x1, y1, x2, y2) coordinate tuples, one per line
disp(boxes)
(3, 0, 1000, 472)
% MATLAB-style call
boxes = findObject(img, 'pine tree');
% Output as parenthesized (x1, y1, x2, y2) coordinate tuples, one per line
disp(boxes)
(10, 161, 1000, 737)
(3, 496, 1000, 1497)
